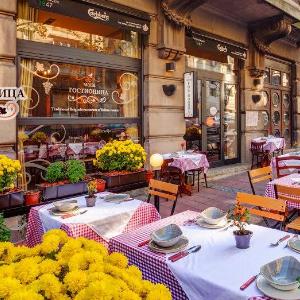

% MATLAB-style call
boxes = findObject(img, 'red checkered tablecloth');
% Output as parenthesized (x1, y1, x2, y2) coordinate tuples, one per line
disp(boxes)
(109, 210, 272, 300)
(265, 173, 300, 209)
(26, 201, 160, 248)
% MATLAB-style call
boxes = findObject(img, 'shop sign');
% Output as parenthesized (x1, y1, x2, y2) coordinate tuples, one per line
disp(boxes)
(0, 87, 27, 120)
(184, 72, 197, 118)
(191, 30, 247, 60)
(29, 0, 150, 35)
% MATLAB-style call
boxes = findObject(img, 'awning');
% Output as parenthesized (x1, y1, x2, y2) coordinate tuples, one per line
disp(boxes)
(189, 29, 247, 60)
(28, 0, 150, 35)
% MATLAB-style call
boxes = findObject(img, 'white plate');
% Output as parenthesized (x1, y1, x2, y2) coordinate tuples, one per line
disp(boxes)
(196, 217, 229, 229)
(256, 275, 300, 300)
(148, 236, 188, 254)
(288, 239, 300, 254)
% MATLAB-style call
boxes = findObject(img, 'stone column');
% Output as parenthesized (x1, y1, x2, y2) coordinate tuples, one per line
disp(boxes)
(143, 12, 186, 158)
(0, 1, 17, 144)
(293, 62, 300, 147)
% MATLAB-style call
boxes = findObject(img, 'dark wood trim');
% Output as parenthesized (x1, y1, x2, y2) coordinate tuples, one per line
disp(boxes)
(18, 117, 140, 126)
(17, 40, 141, 72)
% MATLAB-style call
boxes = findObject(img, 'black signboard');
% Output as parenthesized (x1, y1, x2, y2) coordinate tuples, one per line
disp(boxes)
(29, 0, 150, 35)
(190, 29, 247, 60)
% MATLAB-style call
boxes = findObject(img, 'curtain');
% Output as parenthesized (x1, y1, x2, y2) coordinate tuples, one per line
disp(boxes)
(17, 0, 38, 190)
(121, 73, 138, 118)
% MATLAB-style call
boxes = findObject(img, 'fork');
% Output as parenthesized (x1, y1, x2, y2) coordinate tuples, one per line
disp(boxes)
(270, 234, 290, 247)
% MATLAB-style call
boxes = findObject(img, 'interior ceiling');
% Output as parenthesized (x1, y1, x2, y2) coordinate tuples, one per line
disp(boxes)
(197, 0, 288, 24)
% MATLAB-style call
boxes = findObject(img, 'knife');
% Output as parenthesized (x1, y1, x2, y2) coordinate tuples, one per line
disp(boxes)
(138, 239, 150, 247)
(240, 275, 258, 291)
(168, 245, 201, 262)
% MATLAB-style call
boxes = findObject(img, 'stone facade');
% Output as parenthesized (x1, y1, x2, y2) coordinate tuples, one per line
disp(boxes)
(1, 0, 300, 164)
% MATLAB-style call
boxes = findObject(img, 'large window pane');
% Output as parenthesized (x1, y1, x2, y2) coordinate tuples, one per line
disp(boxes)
(20, 59, 139, 118)
(17, 0, 141, 59)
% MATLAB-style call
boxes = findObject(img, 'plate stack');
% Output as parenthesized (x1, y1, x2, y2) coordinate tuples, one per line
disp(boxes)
(148, 224, 188, 254)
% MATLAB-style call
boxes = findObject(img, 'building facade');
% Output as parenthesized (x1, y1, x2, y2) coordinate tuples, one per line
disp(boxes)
(1, 0, 300, 187)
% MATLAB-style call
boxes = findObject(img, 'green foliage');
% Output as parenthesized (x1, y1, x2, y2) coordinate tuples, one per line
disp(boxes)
(45, 162, 65, 183)
(0, 213, 10, 242)
(65, 160, 86, 184)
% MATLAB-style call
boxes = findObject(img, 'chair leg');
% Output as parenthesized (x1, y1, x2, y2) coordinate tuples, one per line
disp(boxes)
(197, 170, 200, 192)
(192, 172, 195, 186)
(171, 198, 178, 215)
(204, 173, 208, 188)
(251, 155, 254, 170)
(147, 194, 151, 203)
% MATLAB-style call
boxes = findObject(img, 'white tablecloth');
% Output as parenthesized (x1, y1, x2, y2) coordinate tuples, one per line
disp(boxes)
(166, 224, 299, 300)
(252, 137, 285, 153)
(38, 193, 142, 241)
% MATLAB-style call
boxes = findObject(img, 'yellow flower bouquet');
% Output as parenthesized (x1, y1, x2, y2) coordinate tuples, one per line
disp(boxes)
(0, 229, 172, 300)
(0, 155, 21, 193)
(95, 140, 147, 172)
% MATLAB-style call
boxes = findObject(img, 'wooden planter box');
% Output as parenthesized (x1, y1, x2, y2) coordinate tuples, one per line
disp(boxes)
(38, 181, 87, 201)
(0, 190, 24, 210)
(97, 170, 147, 192)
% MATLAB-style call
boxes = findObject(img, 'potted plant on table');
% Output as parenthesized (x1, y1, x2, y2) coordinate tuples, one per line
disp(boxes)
(38, 160, 87, 201)
(228, 204, 252, 249)
(24, 190, 41, 205)
(94, 140, 147, 192)
(86, 180, 97, 207)
(0, 155, 24, 209)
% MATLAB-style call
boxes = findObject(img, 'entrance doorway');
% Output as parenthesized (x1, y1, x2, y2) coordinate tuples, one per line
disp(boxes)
(185, 56, 239, 166)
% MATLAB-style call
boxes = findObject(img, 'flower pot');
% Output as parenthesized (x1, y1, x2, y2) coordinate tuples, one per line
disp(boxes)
(25, 190, 40, 206)
(96, 179, 106, 192)
(0, 190, 24, 209)
(85, 195, 96, 207)
(234, 230, 253, 249)
(145, 170, 154, 183)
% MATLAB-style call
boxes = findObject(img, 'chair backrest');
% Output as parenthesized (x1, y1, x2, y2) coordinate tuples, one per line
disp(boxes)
(274, 184, 300, 204)
(148, 179, 178, 201)
(275, 156, 300, 178)
(236, 192, 286, 222)
(247, 166, 272, 194)
(250, 141, 266, 153)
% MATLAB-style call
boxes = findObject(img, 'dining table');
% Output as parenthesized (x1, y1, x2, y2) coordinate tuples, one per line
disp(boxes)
(109, 210, 299, 300)
(265, 173, 300, 209)
(251, 137, 285, 154)
(270, 150, 300, 176)
(26, 192, 160, 248)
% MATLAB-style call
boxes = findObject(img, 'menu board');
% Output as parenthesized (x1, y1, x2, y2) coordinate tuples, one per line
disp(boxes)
(184, 72, 197, 118)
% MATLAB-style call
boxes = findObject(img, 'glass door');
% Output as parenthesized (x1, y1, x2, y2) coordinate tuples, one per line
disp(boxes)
(203, 80, 222, 163)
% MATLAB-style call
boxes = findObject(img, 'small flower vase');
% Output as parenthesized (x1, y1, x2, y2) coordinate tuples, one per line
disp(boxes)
(233, 230, 253, 249)
(85, 195, 96, 207)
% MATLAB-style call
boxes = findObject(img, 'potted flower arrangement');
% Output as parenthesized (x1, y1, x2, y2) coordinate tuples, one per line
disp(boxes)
(94, 140, 147, 191)
(38, 160, 87, 201)
(0, 155, 24, 209)
(228, 204, 252, 249)
(0, 213, 10, 241)
(0, 229, 172, 299)
(24, 190, 41, 206)
(86, 180, 97, 207)
(95, 178, 106, 192)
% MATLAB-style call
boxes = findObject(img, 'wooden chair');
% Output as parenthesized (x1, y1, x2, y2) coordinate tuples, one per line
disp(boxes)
(160, 159, 184, 196)
(247, 166, 272, 195)
(275, 156, 300, 178)
(250, 141, 270, 169)
(186, 151, 208, 192)
(147, 179, 179, 215)
(236, 192, 287, 229)
(274, 184, 300, 231)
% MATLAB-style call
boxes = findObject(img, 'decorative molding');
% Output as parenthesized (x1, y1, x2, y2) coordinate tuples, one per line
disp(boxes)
(248, 67, 265, 78)
(157, 47, 184, 60)
(250, 15, 293, 55)
(161, 0, 207, 27)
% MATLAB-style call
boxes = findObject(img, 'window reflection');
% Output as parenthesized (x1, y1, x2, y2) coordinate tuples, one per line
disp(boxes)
(271, 70, 281, 86)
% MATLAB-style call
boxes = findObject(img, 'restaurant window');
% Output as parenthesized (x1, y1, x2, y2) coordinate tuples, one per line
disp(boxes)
(17, 0, 143, 189)
(17, 0, 141, 59)
(19, 59, 138, 119)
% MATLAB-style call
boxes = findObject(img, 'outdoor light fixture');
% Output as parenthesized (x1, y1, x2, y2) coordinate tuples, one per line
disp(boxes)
(150, 153, 164, 169)
(166, 62, 176, 72)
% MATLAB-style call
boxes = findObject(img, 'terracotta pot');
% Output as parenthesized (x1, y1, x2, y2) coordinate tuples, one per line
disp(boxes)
(25, 190, 40, 206)
(233, 230, 253, 249)
(96, 179, 106, 192)
(145, 170, 154, 183)
(85, 195, 96, 207)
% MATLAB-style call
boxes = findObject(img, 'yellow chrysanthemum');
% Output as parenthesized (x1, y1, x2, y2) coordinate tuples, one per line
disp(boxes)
(43, 229, 69, 245)
(105, 252, 128, 269)
(40, 234, 60, 255)
(0, 277, 22, 298)
(56, 239, 83, 262)
(146, 284, 172, 300)
(33, 273, 63, 299)
(120, 289, 142, 300)
(39, 258, 61, 275)
(0, 264, 15, 278)
(7, 290, 43, 300)
(14, 257, 41, 284)
(64, 270, 88, 295)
